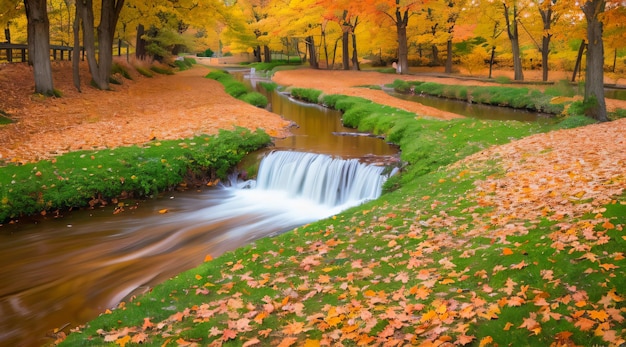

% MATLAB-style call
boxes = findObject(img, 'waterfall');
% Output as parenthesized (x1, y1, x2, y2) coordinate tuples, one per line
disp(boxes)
(252, 151, 390, 207)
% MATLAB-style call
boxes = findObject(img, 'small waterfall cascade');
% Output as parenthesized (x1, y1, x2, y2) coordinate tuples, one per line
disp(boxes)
(253, 151, 392, 207)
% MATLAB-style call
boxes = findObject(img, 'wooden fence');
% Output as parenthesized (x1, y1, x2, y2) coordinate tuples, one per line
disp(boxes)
(0, 41, 130, 63)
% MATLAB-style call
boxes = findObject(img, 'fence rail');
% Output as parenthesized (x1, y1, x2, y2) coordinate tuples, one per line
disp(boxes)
(0, 42, 129, 63)
(0, 43, 80, 63)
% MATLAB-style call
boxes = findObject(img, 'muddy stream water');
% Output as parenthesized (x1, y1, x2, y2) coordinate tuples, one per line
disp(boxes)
(0, 71, 398, 346)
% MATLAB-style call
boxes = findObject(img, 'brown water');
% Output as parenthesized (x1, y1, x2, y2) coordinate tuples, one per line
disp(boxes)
(0, 75, 398, 347)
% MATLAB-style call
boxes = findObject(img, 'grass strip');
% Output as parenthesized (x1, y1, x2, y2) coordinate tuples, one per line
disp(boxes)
(0, 127, 271, 223)
(206, 70, 268, 108)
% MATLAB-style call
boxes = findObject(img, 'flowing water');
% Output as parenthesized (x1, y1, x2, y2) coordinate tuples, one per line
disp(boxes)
(0, 73, 397, 346)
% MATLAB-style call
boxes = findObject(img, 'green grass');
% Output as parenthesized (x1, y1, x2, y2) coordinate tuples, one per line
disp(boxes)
(391, 80, 568, 114)
(205, 69, 270, 108)
(0, 128, 271, 222)
(134, 66, 153, 78)
(0, 110, 13, 125)
(111, 63, 133, 80)
(150, 65, 175, 75)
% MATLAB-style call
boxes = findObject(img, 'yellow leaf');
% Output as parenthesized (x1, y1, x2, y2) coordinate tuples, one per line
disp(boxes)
(115, 335, 131, 347)
(158, 209, 168, 214)
(599, 263, 619, 271)
(420, 310, 437, 322)
(479, 336, 494, 347)
(503, 322, 514, 331)
(195, 274, 203, 280)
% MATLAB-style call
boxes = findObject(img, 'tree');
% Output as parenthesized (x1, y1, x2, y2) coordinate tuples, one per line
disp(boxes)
(319, 0, 365, 70)
(75, 0, 125, 90)
(370, 0, 421, 74)
(23, 0, 54, 95)
(536, 0, 557, 81)
(502, 0, 524, 80)
(581, 0, 607, 121)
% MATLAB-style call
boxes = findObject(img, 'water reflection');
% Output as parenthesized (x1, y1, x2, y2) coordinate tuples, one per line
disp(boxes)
(387, 90, 552, 122)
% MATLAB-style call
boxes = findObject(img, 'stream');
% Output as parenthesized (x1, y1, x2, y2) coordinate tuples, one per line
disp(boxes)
(0, 71, 397, 347)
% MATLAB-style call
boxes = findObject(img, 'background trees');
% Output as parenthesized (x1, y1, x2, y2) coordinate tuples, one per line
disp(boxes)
(2, 0, 625, 120)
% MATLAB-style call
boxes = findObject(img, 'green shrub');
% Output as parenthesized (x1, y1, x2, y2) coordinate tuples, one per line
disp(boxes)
(342, 106, 372, 128)
(0, 110, 12, 125)
(494, 76, 512, 84)
(544, 79, 576, 97)
(135, 66, 153, 77)
(259, 81, 278, 92)
(290, 88, 322, 103)
(553, 114, 597, 129)
(205, 70, 231, 82)
(391, 79, 411, 93)
(321, 94, 345, 109)
(240, 92, 268, 108)
(111, 63, 133, 80)
(609, 108, 626, 120)
(224, 81, 249, 98)
(150, 65, 174, 75)
(197, 48, 214, 57)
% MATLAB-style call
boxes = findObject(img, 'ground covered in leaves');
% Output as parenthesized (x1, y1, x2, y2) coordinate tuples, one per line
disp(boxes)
(0, 60, 292, 164)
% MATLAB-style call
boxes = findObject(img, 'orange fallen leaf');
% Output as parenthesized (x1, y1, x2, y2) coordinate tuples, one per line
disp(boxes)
(158, 209, 168, 214)
(502, 247, 514, 256)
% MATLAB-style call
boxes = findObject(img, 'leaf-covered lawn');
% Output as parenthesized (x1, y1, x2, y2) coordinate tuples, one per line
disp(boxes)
(59, 118, 625, 347)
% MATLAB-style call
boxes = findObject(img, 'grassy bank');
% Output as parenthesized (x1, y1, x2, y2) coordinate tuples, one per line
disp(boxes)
(205, 70, 268, 108)
(389, 79, 626, 121)
(58, 86, 624, 346)
(0, 128, 271, 223)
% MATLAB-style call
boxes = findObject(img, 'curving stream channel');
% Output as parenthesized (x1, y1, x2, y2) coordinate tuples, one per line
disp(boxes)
(0, 72, 398, 347)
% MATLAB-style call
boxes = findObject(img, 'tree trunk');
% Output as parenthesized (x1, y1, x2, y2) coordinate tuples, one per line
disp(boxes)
(95, 0, 124, 89)
(135, 24, 146, 60)
(582, 0, 607, 121)
(342, 29, 350, 70)
(321, 31, 329, 69)
(24, 0, 55, 95)
(306, 36, 318, 69)
(351, 30, 360, 71)
(263, 45, 271, 62)
(72, 4, 81, 92)
(431, 44, 439, 65)
(76, 0, 124, 90)
(395, 6, 409, 74)
(572, 40, 585, 82)
(489, 46, 496, 79)
(331, 37, 340, 69)
(539, 7, 553, 82)
(445, 40, 452, 73)
(503, 2, 524, 81)
(254, 46, 262, 62)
